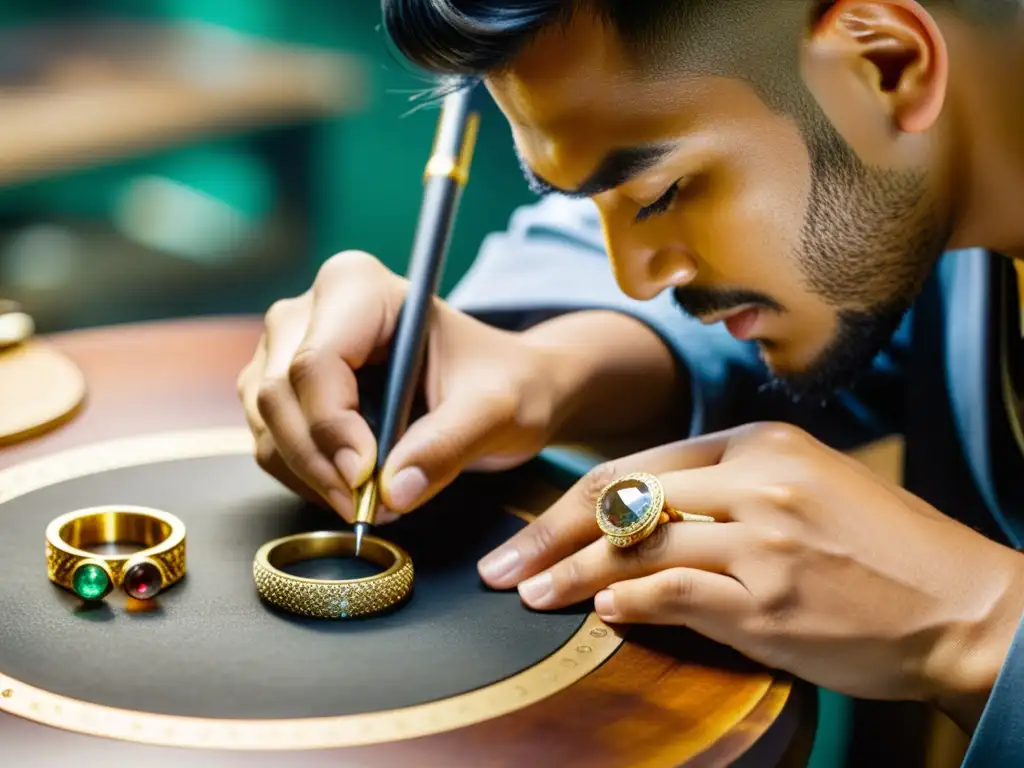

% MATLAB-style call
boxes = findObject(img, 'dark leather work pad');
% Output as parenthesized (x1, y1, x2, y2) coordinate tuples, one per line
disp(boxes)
(0, 454, 586, 719)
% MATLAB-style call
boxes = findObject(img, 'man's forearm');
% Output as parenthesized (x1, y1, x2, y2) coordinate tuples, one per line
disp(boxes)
(521, 310, 688, 445)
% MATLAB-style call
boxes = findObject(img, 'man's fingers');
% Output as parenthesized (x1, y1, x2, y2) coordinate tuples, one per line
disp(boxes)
(254, 434, 401, 524)
(241, 326, 346, 514)
(290, 253, 394, 487)
(256, 299, 352, 518)
(659, 463, 754, 518)
(254, 432, 336, 510)
(241, 330, 329, 509)
(380, 386, 522, 514)
(516, 520, 748, 610)
(477, 462, 611, 588)
(478, 431, 734, 589)
(255, 383, 353, 518)
(594, 568, 753, 635)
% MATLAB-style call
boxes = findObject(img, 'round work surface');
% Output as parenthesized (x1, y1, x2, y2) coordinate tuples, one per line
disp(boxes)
(0, 318, 815, 767)
(0, 427, 601, 743)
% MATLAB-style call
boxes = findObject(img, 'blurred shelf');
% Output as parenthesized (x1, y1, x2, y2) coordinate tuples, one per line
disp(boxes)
(0, 18, 366, 186)
(0, 213, 304, 332)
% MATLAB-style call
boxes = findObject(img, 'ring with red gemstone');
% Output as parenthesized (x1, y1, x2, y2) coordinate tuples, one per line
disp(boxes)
(595, 472, 716, 549)
(46, 505, 186, 603)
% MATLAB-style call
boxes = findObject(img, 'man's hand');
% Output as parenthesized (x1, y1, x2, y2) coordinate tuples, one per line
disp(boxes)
(237, 250, 562, 521)
(478, 422, 1024, 720)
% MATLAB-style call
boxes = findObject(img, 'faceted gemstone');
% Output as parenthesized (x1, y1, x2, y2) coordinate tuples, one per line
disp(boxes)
(123, 561, 163, 600)
(72, 563, 111, 600)
(601, 478, 653, 529)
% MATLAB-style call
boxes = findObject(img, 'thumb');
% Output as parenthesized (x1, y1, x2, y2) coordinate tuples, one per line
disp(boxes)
(379, 392, 508, 513)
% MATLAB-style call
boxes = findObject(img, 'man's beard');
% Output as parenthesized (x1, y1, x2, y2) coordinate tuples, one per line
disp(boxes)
(758, 301, 912, 403)
(670, 285, 913, 403)
(672, 103, 951, 404)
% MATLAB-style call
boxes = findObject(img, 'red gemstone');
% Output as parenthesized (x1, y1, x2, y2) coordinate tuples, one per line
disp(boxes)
(123, 561, 163, 600)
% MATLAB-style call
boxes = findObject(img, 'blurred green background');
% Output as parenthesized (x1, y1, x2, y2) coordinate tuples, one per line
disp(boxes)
(0, 0, 535, 331)
(0, 2, 909, 766)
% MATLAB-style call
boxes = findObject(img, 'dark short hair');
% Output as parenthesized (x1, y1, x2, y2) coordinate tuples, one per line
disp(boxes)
(383, 1, 822, 116)
(381, 1, 1019, 101)
(382, 1, 800, 81)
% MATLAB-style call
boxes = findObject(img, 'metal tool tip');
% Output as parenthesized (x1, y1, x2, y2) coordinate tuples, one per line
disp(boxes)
(353, 522, 367, 556)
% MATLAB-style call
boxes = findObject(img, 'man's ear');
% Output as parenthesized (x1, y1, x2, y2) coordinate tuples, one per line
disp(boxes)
(805, 0, 948, 134)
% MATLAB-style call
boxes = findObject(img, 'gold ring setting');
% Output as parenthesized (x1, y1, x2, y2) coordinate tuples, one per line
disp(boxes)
(45, 505, 187, 602)
(253, 531, 414, 619)
(596, 471, 716, 548)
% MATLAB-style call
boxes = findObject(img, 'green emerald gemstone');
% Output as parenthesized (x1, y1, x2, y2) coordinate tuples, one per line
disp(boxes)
(72, 563, 111, 600)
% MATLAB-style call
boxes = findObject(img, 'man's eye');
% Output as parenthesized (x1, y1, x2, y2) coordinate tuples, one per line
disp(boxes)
(635, 180, 681, 222)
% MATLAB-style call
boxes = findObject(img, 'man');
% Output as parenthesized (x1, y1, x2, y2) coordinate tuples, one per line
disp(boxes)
(236, 1, 1024, 763)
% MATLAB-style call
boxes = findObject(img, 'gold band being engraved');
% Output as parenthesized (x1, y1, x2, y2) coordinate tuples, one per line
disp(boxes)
(253, 531, 414, 619)
(45, 505, 187, 601)
(596, 472, 716, 549)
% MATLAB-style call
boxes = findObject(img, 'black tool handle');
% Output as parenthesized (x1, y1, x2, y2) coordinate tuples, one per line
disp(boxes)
(376, 87, 479, 468)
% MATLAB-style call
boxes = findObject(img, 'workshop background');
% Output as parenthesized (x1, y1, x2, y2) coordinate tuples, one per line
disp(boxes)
(0, 2, 962, 767)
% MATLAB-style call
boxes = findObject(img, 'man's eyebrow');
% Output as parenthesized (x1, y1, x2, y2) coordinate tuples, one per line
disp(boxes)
(517, 144, 674, 199)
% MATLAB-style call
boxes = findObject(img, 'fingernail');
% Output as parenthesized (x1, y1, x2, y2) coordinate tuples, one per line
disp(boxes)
(375, 503, 401, 524)
(478, 547, 521, 583)
(388, 466, 428, 510)
(518, 572, 553, 607)
(334, 448, 362, 486)
(594, 589, 616, 619)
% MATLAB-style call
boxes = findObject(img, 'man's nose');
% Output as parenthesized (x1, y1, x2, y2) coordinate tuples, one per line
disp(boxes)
(603, 224, 697, 301)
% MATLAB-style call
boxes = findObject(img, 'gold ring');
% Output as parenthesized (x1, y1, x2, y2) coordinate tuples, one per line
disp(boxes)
(253, 531, 414, 619)
(595, 471, 716, 548)
(45, 505, 187, 601)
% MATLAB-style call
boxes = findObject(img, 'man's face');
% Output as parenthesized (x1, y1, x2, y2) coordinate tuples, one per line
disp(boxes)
(485, 11, 951, 399)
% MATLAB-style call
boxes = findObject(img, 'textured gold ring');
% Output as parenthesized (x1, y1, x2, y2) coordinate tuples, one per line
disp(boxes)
(253, 531, 414, 619)
(45, 505, 187, 601)
(596, 472, 716, 549)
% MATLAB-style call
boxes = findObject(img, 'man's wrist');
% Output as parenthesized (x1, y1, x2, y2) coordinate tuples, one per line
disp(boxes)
(520, 310, 685, 444)
(930, 549, 1024, 733)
